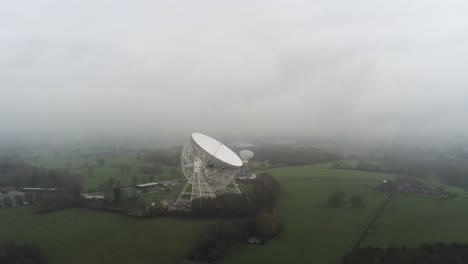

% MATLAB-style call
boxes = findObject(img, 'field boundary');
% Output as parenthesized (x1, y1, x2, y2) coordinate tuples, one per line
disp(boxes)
(353, 191, 395, 249)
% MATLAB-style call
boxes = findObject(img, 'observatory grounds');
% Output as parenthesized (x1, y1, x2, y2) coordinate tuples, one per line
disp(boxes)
(3, 161, 468, 264)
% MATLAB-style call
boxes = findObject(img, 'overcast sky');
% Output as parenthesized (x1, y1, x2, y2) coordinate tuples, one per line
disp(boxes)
(1, 0, 467, 144)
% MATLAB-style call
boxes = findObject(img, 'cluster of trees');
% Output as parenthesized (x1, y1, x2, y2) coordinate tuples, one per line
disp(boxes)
(188, 213, 282, 262)
(0, 241, 47, 264)
(0, 158, 81, 192)
(332, 160, 355, 170)
(250, 145, 340, 166)
(188, 173, 282, 262)
(328, 191, 363, 208)
(188, 221, 250, 262)
(36, 192, 87, 214)
(380, 147, 468, 189)
(333, 145, 468, 190)
(343, 243, 468, 264)
(191, 173, 281, 217)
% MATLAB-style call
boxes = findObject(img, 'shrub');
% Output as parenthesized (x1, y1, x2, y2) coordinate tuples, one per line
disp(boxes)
(328, 191, 345, 208)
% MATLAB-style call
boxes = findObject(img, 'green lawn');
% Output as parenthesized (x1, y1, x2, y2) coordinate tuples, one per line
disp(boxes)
(0, 206, 220, 264)
(221, 165, 395, 264)
(362, 194, 468, 247)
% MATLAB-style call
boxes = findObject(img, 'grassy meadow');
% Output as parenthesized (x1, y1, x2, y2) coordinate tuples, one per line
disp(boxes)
(362, 193, 468, 247)
(0, 206, 220, 264)
(221, 164, 395, 264)
(7, 158, 468, 264)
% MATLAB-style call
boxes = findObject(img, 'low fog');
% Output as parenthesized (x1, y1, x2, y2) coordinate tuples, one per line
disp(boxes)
(1, 1, 468, 144)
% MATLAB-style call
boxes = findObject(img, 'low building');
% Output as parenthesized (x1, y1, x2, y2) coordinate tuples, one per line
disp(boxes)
(0, 191, 25, 208)
(159, 180, 180, 187)
(81, 193, 105, 200)
(22, 187, 58, 192)
(236, 174, 257, 183)
(21, 187, 58, 203)
(134, 180, 181, 191)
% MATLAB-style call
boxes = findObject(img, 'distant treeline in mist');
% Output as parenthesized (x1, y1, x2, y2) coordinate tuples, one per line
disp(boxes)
(335, 147, 468, 189)
(141, 147, 181, 166)
(141, 144, 340, 167)
(0, 157, 81, 190)
(249, 145, 341, 166)
(344, 243, 468, 264)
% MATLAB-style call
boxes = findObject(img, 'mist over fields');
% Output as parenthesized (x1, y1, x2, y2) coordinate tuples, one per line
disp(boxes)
(1, 0, 468, 145)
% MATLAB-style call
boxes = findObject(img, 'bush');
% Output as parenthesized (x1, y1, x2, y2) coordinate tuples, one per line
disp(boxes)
(254, 212, 282, 238)
(328, 191, 345, 208)
(188, 221, 250, 262)
(251, 173, 281, 212)
(0, 241, 48, 264)
(191, 173, 281, 218)
(37, 194, 86, 214)
(349, 195, 363, 208)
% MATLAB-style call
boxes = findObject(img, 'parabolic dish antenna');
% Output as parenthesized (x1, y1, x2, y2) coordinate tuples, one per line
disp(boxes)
(175, 133, 243, 207)
(191, 133, 243, 168)
(239, 150, 254, 164)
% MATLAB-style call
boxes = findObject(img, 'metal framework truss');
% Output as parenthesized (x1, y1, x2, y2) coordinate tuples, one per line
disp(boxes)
(175, 141, 241, 207)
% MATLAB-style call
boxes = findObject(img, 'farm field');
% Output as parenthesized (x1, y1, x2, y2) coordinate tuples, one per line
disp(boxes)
(362, 193, 468, 247)
(0, 206, 221, 264)
(221, 164, 395, 264)
(24, 153, 182, 192)
(75, 165, 181, 192)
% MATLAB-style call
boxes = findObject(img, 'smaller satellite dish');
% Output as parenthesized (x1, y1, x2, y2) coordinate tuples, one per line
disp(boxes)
(239, 150, 254, 164)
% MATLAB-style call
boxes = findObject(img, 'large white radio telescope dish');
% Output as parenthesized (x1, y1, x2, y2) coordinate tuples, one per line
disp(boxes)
(175, 133, 243, 207)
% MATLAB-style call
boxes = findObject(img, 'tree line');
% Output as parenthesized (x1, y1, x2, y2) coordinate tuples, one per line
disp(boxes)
(250, 145, 341, 166)
(0, 241, 47, 264)
(0, 157, 81, 192)
(333, 146, 468, 190)
(344, 243, 468, 264)
(187, 173, 282, 262)
(328, 190, 364, 208)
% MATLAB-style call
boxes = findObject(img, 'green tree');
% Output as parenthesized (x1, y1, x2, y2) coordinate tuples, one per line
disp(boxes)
(255, 212, 282, 238)
(107, 177, 115, 188)
(328, 190, 345, 208)
(349, 195, 363, 208)
(113, 187, 121, 204)
(131, 175, 139, 185)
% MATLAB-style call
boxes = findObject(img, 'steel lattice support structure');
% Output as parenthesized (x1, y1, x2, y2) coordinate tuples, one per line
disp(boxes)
(175, 140, 241, 207)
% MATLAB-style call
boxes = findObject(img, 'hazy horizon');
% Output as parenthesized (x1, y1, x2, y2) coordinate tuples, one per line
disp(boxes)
(2, 1, 468, 145)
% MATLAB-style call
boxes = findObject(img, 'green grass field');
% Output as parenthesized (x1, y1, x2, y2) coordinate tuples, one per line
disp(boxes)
(362, 193, 468, 247)
(221, 164, 395, 264)
(0, 206, 221, 264)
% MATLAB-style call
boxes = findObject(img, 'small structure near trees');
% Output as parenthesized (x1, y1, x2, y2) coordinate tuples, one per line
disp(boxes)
(0, 190, 26, 208)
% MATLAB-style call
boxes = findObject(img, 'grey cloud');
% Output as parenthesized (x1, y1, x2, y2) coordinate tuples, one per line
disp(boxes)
(1, 0, 468, 144)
